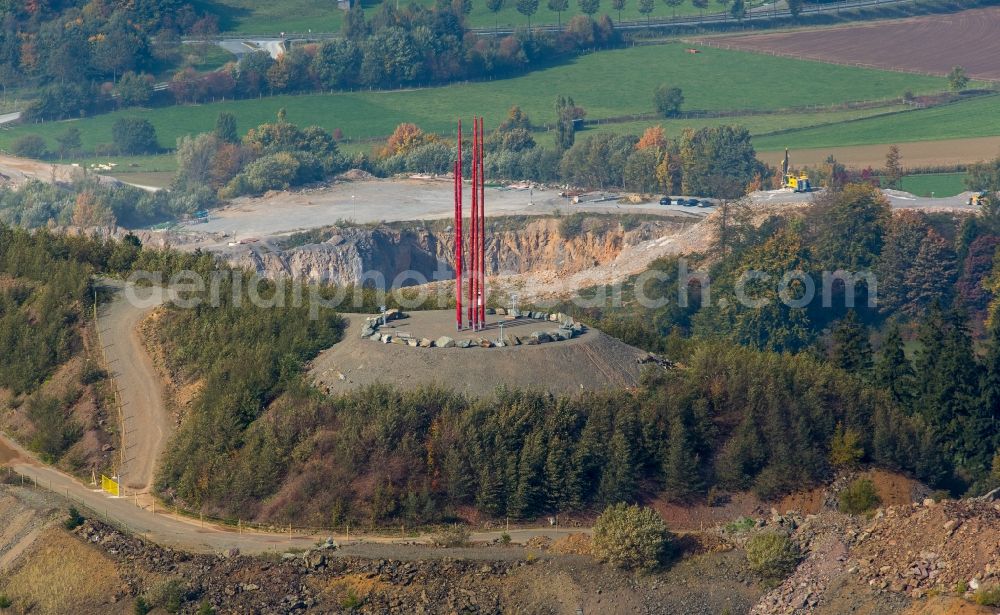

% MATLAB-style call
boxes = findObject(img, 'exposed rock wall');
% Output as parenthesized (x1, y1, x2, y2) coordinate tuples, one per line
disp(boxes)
(216, 217, 679, 288)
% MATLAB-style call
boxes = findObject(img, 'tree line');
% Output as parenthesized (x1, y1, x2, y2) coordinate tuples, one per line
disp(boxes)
(367, 109, 765, 198)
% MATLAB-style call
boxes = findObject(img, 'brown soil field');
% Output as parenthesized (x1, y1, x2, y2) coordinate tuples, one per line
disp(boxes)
(700, 7, 1000, 81)
(758, 135, 1000, 169)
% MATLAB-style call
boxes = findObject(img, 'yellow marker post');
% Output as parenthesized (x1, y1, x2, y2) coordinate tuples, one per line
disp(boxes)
(101, 474, 120, 497)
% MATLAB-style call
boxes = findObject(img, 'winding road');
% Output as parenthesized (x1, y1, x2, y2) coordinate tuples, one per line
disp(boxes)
(0, 283, 588, 555)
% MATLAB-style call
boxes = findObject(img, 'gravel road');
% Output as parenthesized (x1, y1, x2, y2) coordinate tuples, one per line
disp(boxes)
(96, 281, 170, 493)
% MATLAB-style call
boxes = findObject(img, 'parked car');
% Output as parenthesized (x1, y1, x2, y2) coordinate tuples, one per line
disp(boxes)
(686, 198, 700, 206)
(659, 196, 671, 205)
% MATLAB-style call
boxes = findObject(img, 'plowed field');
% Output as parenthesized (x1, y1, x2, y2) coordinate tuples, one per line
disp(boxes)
(702, 8, 1000, 81)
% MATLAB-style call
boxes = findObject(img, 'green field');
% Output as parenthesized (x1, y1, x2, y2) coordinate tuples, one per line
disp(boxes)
(899, 172, 969, 198)
(537, 105, 911, 148)
(194, 0, 758, 34)
(0, 44, 949, 155)
(753, 95, 1000, 151)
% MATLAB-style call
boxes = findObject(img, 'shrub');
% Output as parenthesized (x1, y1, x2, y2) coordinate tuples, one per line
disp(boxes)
(64, 506, 84, 530)
(146, 578, 184, 614)
(724, 516, 756, 534)
(838, 478, 881, 515)
(12, 134, 47, 159)
(134, 597, 151, 615)
(112, 118, 159, 155)
(433, 524, 470, 547)
(592, 503, 672, 570)
(0, 594, 10, 608)
(80, 362, 108, 385)
(559, 215, 584, 239)
(653, 84, 684, 118)
(975, 585, 1000, 607)
(27, 396, 82, 460)
(745, 532, 800, 581)
(340, 589, 362, 610)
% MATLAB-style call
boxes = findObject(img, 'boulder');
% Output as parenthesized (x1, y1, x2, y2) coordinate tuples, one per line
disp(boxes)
(406, 339, 419, 347)
(391, 336, 407, 345)
(510, 335, 521, 346)
(457, 339, 473, 348)
(435, 336, 456, 348)
(418, 338, 432, 348)
(380, 334, 392, 344)
(550, 330, 569, 341)
(548, 313, 559, 322)
(531, 331, 552, 343)
(479, 338, 493, 348)
(360, 326, 375, 338)
(368, 332, 381, 341)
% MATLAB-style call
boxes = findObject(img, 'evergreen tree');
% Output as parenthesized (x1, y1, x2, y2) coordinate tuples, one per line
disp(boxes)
(662, 413, 704, 501)
(903, 230, 958, 317)
(913, 306, 979, 467)
(874, 324, 914, 408)
(509, 430, 545, 517)
(971, 319, 1000, 478)
(874, 211, 927, 315)
(214, 112, 239, 144)
(598, 428, 637, 505)
(830, 310, 873, 375)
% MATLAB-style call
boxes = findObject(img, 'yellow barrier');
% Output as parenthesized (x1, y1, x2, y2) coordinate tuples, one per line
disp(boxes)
(101, 474, 120, 497)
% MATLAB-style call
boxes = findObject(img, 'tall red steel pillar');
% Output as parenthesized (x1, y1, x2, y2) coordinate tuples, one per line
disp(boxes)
(454, 120, 463, 331)
(478, 116, 486, 327)
(470, 117, 479, 330)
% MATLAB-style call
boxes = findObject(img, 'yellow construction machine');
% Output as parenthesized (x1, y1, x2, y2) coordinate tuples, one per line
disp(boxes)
(782, 149, 812, 193)
(969, 191, 988, 207)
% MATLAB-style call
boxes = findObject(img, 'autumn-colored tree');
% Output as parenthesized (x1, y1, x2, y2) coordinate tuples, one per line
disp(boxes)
(636, 125, 667, 152)
(884, 145, 903, 189)
(72, 191, 114, 228)
(379, 123, 438, 159)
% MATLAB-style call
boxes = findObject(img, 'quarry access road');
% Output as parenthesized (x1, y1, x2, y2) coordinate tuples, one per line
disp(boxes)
(95, 281, 170, 495)
(0, 285, 592, 556)
(0, 434, 588, 556)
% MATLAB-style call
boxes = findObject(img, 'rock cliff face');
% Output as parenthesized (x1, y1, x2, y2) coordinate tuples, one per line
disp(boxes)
(216, 217, 679, 288)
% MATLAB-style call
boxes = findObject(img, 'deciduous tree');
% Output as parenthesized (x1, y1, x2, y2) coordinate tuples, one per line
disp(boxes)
(653, 84, 684, 117)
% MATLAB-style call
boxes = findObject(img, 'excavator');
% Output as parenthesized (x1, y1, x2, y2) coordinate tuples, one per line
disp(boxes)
(782, 149, 812, 193)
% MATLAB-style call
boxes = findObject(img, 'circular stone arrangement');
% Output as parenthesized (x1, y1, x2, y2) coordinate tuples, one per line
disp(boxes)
(359, 308, 586, 349)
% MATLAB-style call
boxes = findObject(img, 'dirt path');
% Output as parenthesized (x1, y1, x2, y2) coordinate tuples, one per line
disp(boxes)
(96, 282, 170, 494)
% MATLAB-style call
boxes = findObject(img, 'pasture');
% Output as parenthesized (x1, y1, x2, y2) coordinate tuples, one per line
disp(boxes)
(0, 44, 949, 154)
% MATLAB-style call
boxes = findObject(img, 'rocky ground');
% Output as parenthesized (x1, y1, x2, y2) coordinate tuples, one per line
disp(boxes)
(2, 476, 999, 614)
(748, 491, 1000, 615)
